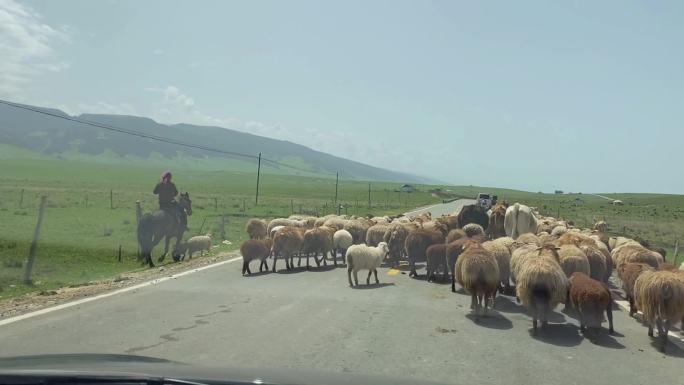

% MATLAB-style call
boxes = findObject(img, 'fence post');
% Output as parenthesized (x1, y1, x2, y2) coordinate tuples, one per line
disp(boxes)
(118, 244, 122, 263)
(214, 197, 218, 211)
(291, 199, 294, 214)
(221, 214, 226, 240)
(19, 189, 24, 208)
(198, 217, 208, 236)
(673, 240, 679, 266)
(85, 194, 88, 208)
(135, 200, 142, 225)
(24, 195, 47, 284)
(110, 189, 113, 209)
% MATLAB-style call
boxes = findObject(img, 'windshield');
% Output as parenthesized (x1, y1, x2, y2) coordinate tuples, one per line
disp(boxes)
(1, 1, 683, 384)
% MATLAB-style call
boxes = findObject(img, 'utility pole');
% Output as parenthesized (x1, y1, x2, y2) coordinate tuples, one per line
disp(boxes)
(334, 172, 339, 205)
(368, 183, 371, 209)
(255, 152, 261, 206)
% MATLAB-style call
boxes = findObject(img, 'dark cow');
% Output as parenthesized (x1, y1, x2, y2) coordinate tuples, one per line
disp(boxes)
(457, 204, 489, 230)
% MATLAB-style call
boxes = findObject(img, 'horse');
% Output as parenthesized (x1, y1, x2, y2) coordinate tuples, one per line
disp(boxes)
(137, 192, 193, 267)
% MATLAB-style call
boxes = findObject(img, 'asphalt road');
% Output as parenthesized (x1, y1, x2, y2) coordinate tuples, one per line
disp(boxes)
(405, 198, 477, 218)
(0, 255, 682, 385)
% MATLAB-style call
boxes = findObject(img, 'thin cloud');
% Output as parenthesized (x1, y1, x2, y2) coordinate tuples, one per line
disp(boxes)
(0, 0, 70, 99)
(152, 48, 165, 55)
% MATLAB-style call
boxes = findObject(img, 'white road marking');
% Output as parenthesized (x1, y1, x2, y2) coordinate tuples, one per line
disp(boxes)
(613, 299, 684, 350)
(0, 256, 242, 327)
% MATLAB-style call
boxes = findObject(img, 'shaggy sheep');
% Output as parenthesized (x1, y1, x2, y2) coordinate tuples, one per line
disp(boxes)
(323, 216, 347, 231)
(269, 225, 285, 239)
(483, 240, 512, 294)
(510, 244, 545, 284)
(455, 241, 500, 319)
(568, 272, 614, 335)
(516, 232, 540, 246)
(240, 238, 273, 275)
(634, 270, 684, 352)
(447, 238, 471, 292)
(245, 218, 268, 239)
(332, 229, 353, 261)
(301, 226, 335, 268)
(516, 254, 568, 332)
(550, 225, 567, 237)
(267, 218, 303, 234)
(346, 242, 389, 286)
(579, 243, 607, 282)
(366, 224, 391, 247)
(343, 220, 368, 244)
(271, 226, 305, 272)
(426, 244, 448, 282)
(612, 244, 662, 270)
(462, 223, 485, 239)
(436, 215, 460, 232)
(446, 229, 467, 243)
(488, 203, 508, 239)
(405, 229, 444, 277)
(179, 234, 212, 259)
(386, 225, 410, 265)
(558, 244, 590, 278)
(504, 203, 538, 239)
(593, 220, 608, 233)
(618, 262, 655, 316)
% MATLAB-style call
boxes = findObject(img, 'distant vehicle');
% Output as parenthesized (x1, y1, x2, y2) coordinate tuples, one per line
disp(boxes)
(476, 193, 493, 209)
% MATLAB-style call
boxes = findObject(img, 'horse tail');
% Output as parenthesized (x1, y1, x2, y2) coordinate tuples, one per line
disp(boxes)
(137, 215, 154, 266)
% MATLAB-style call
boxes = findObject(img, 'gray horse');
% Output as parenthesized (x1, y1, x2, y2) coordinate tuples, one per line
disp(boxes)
(137, 192, 193, 267)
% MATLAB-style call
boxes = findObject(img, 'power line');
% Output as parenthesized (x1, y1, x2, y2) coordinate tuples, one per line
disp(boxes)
(0, 98, 325, 175)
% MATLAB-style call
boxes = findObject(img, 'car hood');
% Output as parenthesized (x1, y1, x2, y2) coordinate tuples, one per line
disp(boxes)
(0, 354, 447, 385)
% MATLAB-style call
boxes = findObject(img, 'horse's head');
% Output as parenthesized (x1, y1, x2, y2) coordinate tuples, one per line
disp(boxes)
(179, 192, 193, 215)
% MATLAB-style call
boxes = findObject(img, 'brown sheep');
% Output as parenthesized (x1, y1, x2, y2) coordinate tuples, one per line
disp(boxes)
(568, 272, 614, 336)
(436, 215, 460, 232)
(271, 226, 305, 272)
(245, 218, 268, 240)
(386, 225, 410, 265)
(426, 244, 448, 282)
(455, 241, 499, 319)
(618, 262, 655, 316)
(634, 270, 684, 352)
(580, 243, 607, 283)
(488, 202, 508, 239)
(516, 253, 568, 332)
(462, 223, 485, 239)
(343, 220, 368, 244)
(240, 238, 273, 275)
(405, 229, 444, 277)
(366, 224, 391, 247)
(612, 244, 662, 270)
(301, 226, 335, 268)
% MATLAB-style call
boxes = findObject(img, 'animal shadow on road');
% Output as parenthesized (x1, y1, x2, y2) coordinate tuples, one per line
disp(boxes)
(648, 338, 684, 357)
(351, 282, 396, 290)
(586, 332, 625, 350)
(493, 296, 526, 314)
(308, 264, 337, 272)
(530, 323, 583, 347)
(466, 311, 513, 330)
(243, 270, 270, 277)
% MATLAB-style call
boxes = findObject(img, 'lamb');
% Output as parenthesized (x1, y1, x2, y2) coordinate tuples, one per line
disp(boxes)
(618, 262, 655, 316)
(240, 238, 273, 275)
(366, 224, 391, 246)
(558, 244, 590, 278)
(568, 272, 614, 335)
(483, 240, 512, 294)
(426, 244, 448, 282)
(405, 229, 444, 277)
(271, 226, 305, 272)
(634, 270, 684, 352)
(178, 234, 212, 259)
(455, 241, 500, 319)
(346, 242, 389, 286)
(245, 218, 268, 239)
(300, 226, 335, 268)
(516, 254, 568, 332)
(447, 238, 471, 292)
(462, 223, 485, 239)
(332, 229, 354, 261)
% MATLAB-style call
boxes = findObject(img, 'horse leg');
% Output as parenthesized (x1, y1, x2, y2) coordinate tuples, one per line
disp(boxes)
(159, 236, 170, 262)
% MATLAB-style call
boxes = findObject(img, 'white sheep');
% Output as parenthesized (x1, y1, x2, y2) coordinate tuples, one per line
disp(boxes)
(346, 242, 389, 286)
(269, 225, 285, 239)
(179, 233, 212, 259)
(333, 229, 354, 259)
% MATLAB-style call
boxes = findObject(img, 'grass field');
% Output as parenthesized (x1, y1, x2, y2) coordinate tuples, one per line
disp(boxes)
(1, 157, 683, 300)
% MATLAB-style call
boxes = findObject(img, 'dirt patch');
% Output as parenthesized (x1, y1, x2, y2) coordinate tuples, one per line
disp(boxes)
(0, 251, 240, 320)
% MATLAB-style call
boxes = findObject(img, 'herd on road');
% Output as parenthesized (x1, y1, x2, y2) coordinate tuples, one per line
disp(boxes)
(237, 202, 684, 353)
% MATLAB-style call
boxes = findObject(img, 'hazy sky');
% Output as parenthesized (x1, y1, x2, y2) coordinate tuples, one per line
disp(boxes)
(1, 0, 683, 193)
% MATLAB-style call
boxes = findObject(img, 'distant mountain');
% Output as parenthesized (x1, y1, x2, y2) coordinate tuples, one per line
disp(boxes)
(0, 102, 438, 183)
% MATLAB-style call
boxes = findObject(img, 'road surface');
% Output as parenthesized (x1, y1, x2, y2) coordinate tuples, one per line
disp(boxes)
(0, 258, 682, 384)
(405, 198, 476, 218)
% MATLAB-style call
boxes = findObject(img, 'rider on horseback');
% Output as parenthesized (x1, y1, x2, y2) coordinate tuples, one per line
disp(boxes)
(153, 171, 189, 231)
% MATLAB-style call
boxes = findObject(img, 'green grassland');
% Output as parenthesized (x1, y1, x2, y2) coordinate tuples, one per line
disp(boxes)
(1, 156, 683, 300)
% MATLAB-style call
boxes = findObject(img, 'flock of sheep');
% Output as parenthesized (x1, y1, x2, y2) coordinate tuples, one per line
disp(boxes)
(239, 202, 684, 352)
